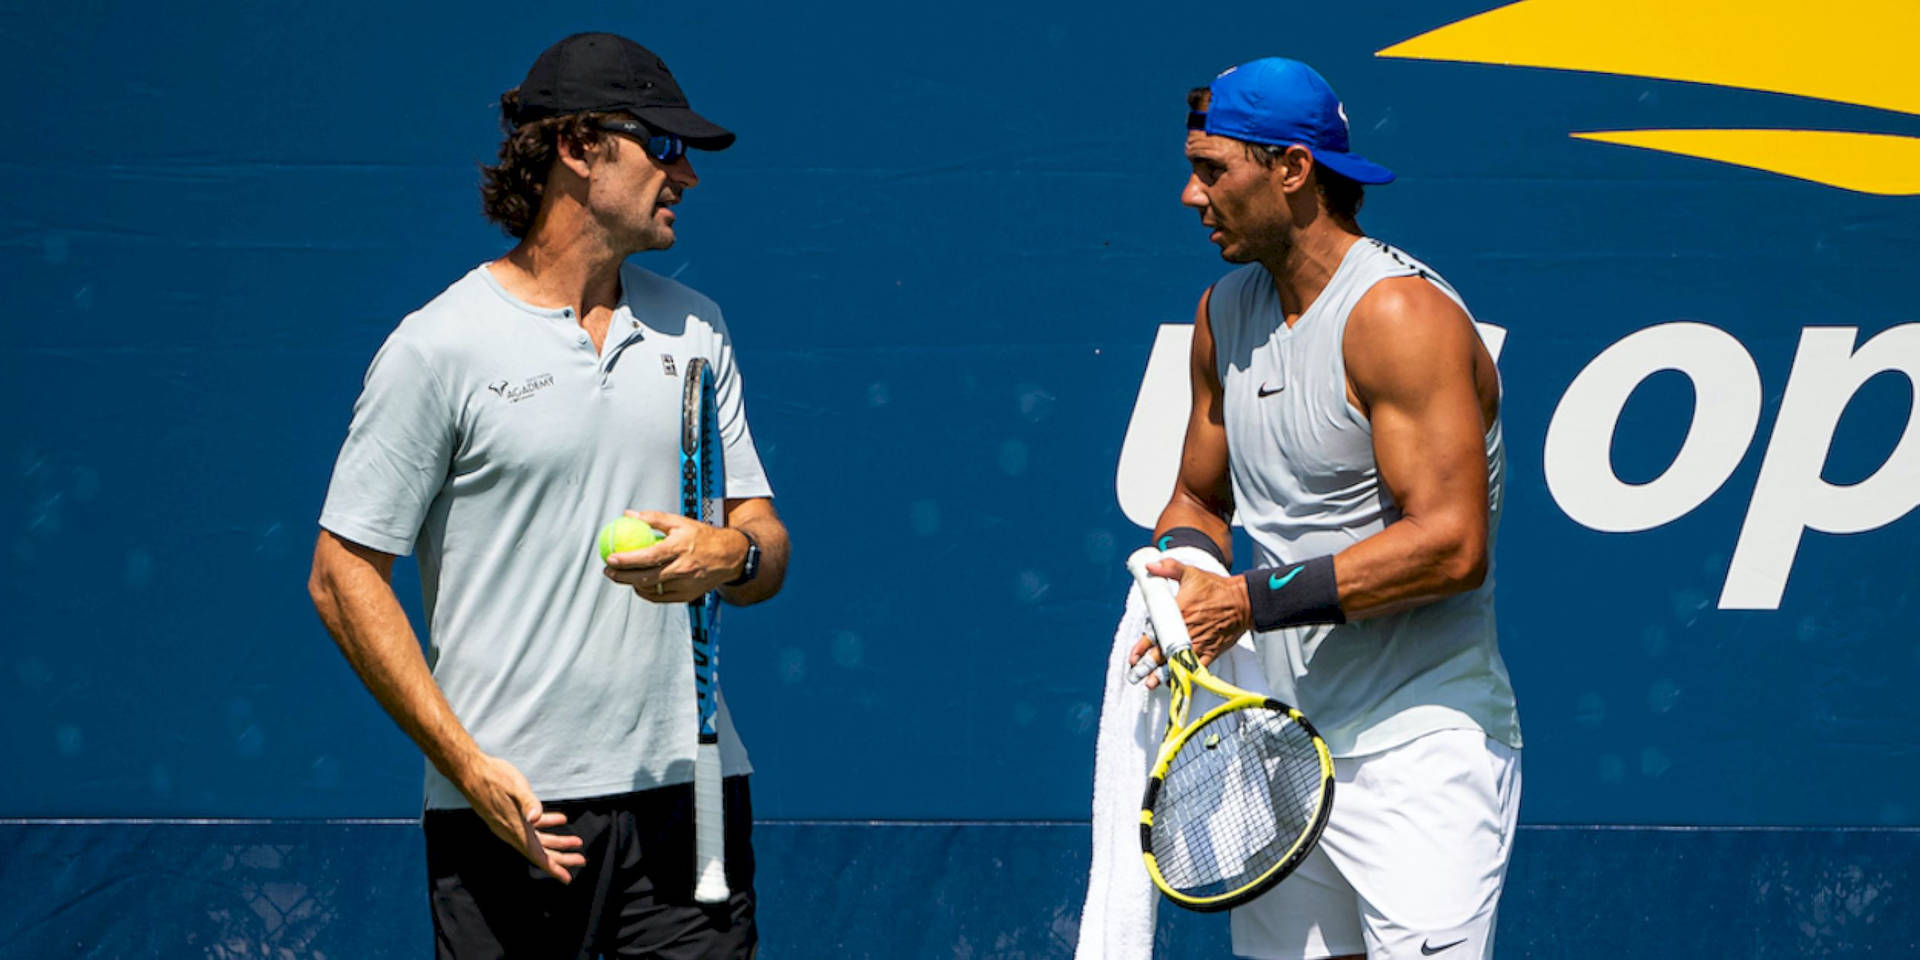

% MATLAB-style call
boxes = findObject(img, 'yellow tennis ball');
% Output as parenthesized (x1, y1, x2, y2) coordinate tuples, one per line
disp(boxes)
(597, 516, 661, 562)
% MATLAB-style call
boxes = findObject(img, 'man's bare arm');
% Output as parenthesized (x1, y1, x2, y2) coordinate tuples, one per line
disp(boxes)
(719, 496, 788, 607)
(308, 531, 476, 776)
(1132, 289, 1244, 684)
(1153, 287, 1236, 561)
(307, 529, 585, 882)
(1332, 276, 1498, 617)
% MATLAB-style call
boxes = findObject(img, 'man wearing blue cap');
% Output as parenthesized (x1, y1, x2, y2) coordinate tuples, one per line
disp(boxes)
(1130, 58, 1522, 960)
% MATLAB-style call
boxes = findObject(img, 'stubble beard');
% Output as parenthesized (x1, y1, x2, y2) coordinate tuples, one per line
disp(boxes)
(605, 208, 676, 256)
(1219, 223, 1290, 265)
(638, 224, 676, 252)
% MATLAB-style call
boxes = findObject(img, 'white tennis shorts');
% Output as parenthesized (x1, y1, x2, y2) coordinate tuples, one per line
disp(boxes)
(1230, 729, 1521, 960)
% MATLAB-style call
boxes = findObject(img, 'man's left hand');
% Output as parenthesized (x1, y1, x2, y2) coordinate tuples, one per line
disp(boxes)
(1127, 557, 1253, 689)
(602, 510, 746, 603)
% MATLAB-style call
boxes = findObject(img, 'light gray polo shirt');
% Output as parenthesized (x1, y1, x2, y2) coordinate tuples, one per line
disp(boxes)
(320, 262, 770, 809)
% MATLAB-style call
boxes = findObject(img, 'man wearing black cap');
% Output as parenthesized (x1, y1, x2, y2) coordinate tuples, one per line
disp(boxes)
(310, 32, 787, 959)
(1127, 58, 1521, 959)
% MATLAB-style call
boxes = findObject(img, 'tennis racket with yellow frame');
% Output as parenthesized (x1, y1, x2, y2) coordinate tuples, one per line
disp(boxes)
(1125, 546, 1335, 912)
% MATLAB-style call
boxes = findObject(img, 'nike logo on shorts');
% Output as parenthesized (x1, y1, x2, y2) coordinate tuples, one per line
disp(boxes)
(1421, 938, 1468, 955)
(1258, 382, 1285, 397)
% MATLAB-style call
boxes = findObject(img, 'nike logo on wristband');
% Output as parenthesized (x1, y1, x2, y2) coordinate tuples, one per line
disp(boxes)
(1157, 534, 1173, 550)
(1420, 938, 1468, 955)
(1268, 567, 1303, 590)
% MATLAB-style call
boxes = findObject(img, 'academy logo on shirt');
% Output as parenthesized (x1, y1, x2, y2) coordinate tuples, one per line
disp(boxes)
(486, 374, 555, 404)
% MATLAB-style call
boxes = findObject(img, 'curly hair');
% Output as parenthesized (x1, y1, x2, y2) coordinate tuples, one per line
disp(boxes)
(479, 90, 621, 239)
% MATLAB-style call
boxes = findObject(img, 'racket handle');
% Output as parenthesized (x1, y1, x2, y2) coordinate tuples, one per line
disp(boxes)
(1125, 611, 1170, 684)
(691, 742, 728, 903)
(1126, 547, 1195, 657)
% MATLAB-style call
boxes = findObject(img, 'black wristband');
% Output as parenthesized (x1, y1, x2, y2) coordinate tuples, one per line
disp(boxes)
(1243, 555, 1345, 631)
(1153, 526, 1227, 565)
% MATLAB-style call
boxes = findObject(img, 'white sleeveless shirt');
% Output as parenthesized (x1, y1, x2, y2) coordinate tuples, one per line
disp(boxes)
(1208, 238, 1521, 757)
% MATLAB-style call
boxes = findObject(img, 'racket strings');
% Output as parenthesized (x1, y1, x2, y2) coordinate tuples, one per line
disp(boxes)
(1150, 706, 1324, 897)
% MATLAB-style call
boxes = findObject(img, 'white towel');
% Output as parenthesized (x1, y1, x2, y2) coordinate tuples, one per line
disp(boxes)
(1075, 548, 1267, 960)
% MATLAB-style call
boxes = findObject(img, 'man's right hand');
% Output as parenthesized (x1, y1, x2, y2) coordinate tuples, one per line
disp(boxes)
(457, 753, 587, 883)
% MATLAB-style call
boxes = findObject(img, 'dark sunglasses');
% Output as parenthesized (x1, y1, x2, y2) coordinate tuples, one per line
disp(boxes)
(595, 119, 686, 164)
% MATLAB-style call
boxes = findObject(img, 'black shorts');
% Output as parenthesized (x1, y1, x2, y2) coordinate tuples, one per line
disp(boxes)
(425, 776, 755, 960)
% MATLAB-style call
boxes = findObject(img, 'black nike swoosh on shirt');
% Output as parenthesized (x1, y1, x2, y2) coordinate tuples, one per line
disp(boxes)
(1421, 938, 1468, 955)
(1257, 383, 1284, 397)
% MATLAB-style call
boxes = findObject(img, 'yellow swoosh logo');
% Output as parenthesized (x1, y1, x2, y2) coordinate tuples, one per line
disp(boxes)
(1573, 130, 1920, 195)
(1377, 0, 1920, 195)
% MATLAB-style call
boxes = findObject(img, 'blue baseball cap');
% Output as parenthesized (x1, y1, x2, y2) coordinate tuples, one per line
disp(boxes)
(1194, 57, 1394, 185)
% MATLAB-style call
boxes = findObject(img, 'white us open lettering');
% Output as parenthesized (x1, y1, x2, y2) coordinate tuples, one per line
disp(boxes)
(1543, 322, 1920, 610)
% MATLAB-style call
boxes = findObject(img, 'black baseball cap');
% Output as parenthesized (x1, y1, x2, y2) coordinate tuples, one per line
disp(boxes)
(512, 32, 735, 150)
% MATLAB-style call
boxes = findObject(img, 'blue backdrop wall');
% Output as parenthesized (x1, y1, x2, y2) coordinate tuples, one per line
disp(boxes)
(5, 0, 1917, 956)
